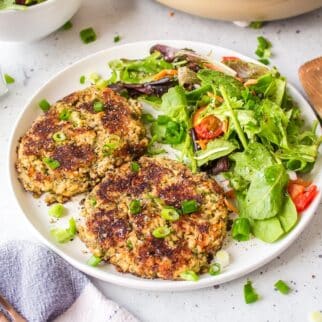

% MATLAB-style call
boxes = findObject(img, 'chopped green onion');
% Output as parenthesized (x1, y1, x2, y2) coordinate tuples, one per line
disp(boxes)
(309, 311, 322, 322)
(96, 79, 108, 90)
(50, 218, 76, 243)
(89, 72, 101, 84)
(232, 217, 251, 241)
(87, 255, 102, 267)
(48, 203, 65, 218)
(68, 217, 77, 235)
(215, 250, 230, 268)
(59, 108, 71, 121)
(43, 157, 60, 170)
(102, 135, 121, 156)
(244, 280, 259, 304)
(61, 20, 73, 30)
(4, 74, 15, 84)
(180, 270, 199, 282)
(126, 240, 133, 250)
(181, 199, 199, 214)
(258, 58, 270, 65)
(274, 280, 291, 294)
(50, 229, 73, 243)
(141, 113, 155, 124)
(38, 99, 51, 112)
(93, 100, 104, 112)
(79, 75, 86, 84)
(80, 27, 97, 44)
(257, 36, 270, 50)
(52, 131, 66, 142)
(88, 197, 97, 207)
(209, 263, 221, 276)
(161, 207, 180, 221)
(114, 34, 121, 43)
(249, 21, 263, 29)
(131, 162, 140, 173)
(152, 226, 171, 238)
(129, 199, 141, 215)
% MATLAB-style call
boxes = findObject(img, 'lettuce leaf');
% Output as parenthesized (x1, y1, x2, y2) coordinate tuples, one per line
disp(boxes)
(159, 86, 197, 171)
(108, 52, 173, 84)
(195, 138, 238, 167)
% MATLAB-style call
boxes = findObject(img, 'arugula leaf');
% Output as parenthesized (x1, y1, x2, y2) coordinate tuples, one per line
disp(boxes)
(256, 99, 289, 148)
(278, 117, 322, 171)
(250, 71, 286, 106)
(197, 69, 243, 98)
(185, 84, 212, 105)
(265, 78, 286, 106)
(229, 142, 274, 181)
(195, 138, 238, 167)
(220, 85, 248, 149)
(275, 144, 319, 171)
(244, 164, 289, 220)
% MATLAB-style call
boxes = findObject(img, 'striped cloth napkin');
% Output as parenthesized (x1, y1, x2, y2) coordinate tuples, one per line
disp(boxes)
(0, 240, 138, 322)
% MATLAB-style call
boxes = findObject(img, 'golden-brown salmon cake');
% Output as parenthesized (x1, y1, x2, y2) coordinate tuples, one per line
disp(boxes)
(78, 156, 228, 280)
(16, 86, 148, 204)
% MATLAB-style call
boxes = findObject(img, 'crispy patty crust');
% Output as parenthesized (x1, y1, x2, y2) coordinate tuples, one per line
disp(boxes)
(78, 157, 228, 280)
(16, 86, 148, 204)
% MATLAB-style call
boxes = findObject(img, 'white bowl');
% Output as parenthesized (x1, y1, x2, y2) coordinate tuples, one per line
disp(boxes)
(157, 0, 322, 21)
(0, 0, 82, 42)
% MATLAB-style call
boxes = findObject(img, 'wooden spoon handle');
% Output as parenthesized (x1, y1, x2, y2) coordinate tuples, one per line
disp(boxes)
(299, 57, 322, 119)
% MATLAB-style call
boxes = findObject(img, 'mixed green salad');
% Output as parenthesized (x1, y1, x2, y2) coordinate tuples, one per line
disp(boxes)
(97, 44, 321, 244)
(0, 0, 45, 10)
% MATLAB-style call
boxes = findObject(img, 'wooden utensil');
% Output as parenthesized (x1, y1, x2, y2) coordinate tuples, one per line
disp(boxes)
(299, 57, 322, 120)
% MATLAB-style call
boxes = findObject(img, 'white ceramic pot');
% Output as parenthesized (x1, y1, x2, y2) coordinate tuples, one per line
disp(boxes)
(156, 0, 322, 21)
(0, 0, 82, 42)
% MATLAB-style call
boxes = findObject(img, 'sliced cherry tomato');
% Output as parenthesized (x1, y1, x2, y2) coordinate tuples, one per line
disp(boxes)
(289, 183, 318, 212)
(193, 107, 223, 140)
(288, 182, 305, 200)
(221, 56, 240, 62)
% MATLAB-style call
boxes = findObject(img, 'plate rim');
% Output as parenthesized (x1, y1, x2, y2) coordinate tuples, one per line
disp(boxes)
(8, 39, 322, 291)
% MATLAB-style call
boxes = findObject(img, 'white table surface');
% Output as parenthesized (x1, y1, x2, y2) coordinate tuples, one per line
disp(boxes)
(1, 1, 322, 321)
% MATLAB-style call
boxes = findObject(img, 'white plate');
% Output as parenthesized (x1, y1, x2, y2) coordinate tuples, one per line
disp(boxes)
(8, 40, 322, 291)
